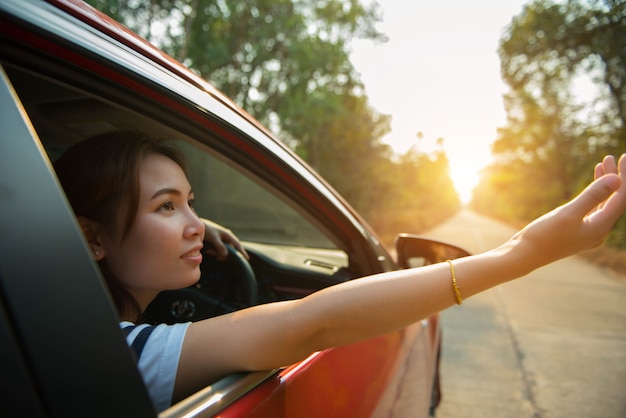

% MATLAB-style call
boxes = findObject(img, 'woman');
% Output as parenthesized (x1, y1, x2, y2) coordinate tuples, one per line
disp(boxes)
(55, 131, 626, 412)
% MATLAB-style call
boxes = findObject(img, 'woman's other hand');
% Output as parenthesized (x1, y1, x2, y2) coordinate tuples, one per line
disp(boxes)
(202, 218, 249, 260)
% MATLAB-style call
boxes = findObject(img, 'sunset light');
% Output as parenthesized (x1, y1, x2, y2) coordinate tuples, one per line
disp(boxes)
(350, 0, 528, 205)
(448, 152, 487, 205)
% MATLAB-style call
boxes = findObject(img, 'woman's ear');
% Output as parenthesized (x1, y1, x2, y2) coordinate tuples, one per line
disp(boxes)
(78, 216, 105, 261)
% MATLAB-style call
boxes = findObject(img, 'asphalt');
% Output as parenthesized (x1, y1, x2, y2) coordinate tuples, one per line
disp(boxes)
(423, 210, 626, 418)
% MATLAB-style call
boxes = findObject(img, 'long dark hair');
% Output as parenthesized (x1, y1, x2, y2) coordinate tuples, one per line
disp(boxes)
(55, 131, 188, 322)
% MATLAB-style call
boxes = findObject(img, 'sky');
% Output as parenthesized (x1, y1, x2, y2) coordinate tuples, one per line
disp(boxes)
(350, 0, 530, 203)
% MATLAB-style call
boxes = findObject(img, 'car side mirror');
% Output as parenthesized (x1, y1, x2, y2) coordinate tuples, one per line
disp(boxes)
(395, 233, 471, 269)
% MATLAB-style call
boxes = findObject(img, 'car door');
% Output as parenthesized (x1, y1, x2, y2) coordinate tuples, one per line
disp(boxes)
(0, 66, 156, 417)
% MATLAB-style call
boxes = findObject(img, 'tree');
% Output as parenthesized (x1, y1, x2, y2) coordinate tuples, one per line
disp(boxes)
(473, 0, 626, 247)
(85, 0, 387, 144)
(499, 0, 625, 151)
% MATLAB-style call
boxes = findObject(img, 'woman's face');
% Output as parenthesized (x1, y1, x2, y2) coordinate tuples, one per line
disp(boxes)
(99, 154, 205, 309)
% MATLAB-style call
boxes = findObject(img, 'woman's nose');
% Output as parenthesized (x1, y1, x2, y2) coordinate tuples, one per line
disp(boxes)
(184, 210, 205, 240)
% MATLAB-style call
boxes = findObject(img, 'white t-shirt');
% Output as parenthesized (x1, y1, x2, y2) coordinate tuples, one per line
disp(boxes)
(120, 321, 190, 412)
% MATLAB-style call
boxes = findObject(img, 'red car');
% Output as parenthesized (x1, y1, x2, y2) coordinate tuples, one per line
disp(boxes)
(0, 1, 469, 416)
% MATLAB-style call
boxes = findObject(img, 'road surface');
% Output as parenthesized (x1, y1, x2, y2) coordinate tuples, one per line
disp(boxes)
(423, 210, 626, 418)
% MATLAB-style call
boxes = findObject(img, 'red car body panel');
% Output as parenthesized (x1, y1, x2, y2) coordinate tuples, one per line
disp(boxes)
(217, 323, 440, 417)
(218, 335, 402, 417)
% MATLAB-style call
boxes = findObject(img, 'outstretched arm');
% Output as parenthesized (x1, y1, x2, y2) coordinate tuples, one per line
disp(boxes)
(175, 154, 625, 400)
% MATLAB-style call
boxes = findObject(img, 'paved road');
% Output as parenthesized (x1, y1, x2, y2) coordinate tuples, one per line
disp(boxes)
(423, 210, 626, 418)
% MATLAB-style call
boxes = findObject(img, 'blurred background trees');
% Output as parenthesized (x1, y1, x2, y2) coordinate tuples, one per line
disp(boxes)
(85, 0, 460, 247)
(85, 0, 624, 250)
(471, 0, 626, 248)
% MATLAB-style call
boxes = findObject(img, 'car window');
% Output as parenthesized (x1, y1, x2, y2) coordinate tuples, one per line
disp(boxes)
(178, 140, 338, 250)
(3, 63, 349, 277)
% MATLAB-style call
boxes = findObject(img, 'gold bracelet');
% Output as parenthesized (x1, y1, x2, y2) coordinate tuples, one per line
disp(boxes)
(446, 260, 463, 305)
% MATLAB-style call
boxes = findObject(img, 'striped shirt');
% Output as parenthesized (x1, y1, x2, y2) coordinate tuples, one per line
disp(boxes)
(120, 321, 190, 412)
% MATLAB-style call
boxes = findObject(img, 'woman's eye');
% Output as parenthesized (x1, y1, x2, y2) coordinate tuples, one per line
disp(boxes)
(160, 202, 174, 212)
(188, 199, 195, 210)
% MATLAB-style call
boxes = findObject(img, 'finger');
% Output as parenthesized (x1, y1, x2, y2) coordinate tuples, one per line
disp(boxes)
(223, 234, 249, 259)
(565, 173, 621, 219)
(593, 162, 607, 211)
(204, 248, 228, 261)
(594, 162, 604, 181)
(602, 155, 617, 176)
(598, 154, 626, 218)
(205, 235, 229, 257)
(592, 156, 618, 211)
(235, 244, 250, 259)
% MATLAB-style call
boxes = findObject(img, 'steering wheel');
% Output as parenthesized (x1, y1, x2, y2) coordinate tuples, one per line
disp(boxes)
(144, 244, 258, 324)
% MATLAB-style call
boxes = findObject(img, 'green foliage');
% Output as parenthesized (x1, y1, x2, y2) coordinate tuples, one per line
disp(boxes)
(85, 0, 387, 129)
(606, 213, 626, 249)
(472, 0, 626, 248)
(85, 0, 461, 247)
(365, 147, 461, 248)
(84, 0, 389, 174)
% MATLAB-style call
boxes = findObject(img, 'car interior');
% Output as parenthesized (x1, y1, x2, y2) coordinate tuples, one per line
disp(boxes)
(4, 62, 358, 324)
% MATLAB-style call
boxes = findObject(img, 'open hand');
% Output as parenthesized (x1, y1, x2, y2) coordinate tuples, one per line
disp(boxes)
(508, 154, 625, 270)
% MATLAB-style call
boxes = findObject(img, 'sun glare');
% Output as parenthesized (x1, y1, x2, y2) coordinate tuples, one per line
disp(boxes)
(451, 167, 479, 205)
(449, 155, 486, 205)
(381, 135, 489, 206)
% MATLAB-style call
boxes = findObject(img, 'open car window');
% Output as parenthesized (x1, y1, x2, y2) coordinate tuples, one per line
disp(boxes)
(3, 63, 349, 280)
(180, 140, 338, 250)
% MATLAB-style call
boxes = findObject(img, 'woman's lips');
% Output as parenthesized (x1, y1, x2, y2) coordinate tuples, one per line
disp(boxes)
(181, 246, 203, 264)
